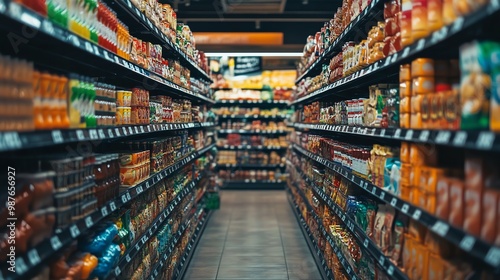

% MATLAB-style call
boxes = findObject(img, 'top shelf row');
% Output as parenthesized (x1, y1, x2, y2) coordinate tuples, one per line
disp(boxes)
(0, 0, 212, 91)
(295, 0, 384, 83)
(295, 0, 500, 89)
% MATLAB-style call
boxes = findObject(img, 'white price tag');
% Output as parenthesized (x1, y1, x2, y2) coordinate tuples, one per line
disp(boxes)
(416, 38, 426, 51)
(401, 203, 409, 213)
(390, 198, 397, 207)
(140, 126, 145, 133)
(42, 19, 55, 36)
(125, 254, 131, 263)
(85, 216, 93, 228)
(122, 127, 128, 135)
(363, 239, 369, 248)
(485, 247, 500, 266)
(121, 194, 128, 203)
(114, 128, 121, 137)
(380, 129, 386, 136)
(419, 130, 430, 142)
(110, 201, 117, 211)
(431, 221, 449, 237)
(50, 236, 63, 250)
(128, 126, 134, 134)
(412, 209, 422, 221)
(70, 225, 80, 238)
(405, 129, 414, 140)
(476, 132, 495, 149)
(98, 206, 109, 218)
(379, 191, 385, 200)
(98, 129, 106, 139)
(136, 185, 144, 194)
(52, 130, 63, 143)
(387, 265, 395, 276)
(114, 267, 121, 276)
(459, 235, 476, 252)
(84, 41, 94, 54)
(27, 249, 41, 265)
(76, 130, 85, 140)
(436, 131, 451, 144)
(134, 126, 139, 134)
(453, 131, 467, 146)
(89, 129, 98, 140)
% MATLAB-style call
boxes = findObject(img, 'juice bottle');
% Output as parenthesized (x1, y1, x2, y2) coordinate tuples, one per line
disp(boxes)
(40, 72, 54, 129)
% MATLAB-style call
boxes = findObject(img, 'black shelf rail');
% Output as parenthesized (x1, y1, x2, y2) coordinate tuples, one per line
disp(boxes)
(213, 87, 295, 91)
(214, 100, 289, 105)
(291, 1, 500, 105)
(0, 0, 213, 104)
(286, 190, 335, 280)
(218, 114, 288, 120)
(4, 144, 215, 280)
(290, 163, 408, 280)
(224, 179, 284, 184)
(110, 0, 211, 82)
(295, 0, 384, 83)
(0, 122, 216, 153)
(108, 172, 206, 279)
(217, 145, 288, 151)
(291, 143, 500, 273)
(288, 182, 360, 280)
(291, 123, 500, 152)
(218, 129, 289, 134)
(173, 210, 213, 280)
(216, 163, 286, 169)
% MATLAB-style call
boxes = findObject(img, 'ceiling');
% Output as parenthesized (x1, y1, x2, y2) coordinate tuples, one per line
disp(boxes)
(169, 0, 340, 52)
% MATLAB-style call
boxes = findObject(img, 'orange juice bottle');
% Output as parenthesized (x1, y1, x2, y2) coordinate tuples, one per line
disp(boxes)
(59, 76, 70, 128)
(40, 72, 54, 129)
(33, 71, 45, 129)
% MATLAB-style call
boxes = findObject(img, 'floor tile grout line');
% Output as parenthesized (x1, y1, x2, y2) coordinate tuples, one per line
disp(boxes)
(275, 197, 290, 280)
(215, 203, 233, 280)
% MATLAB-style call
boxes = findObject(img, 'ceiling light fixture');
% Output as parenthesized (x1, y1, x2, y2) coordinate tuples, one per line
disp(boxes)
(302, 0, 308, 4)
(205, 52, 303, 57)
(255, 20, 261, 29)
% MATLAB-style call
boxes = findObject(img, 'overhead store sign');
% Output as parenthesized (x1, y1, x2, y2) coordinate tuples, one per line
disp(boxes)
(233, 56, 262, 76)
(193, 32, 283, 45)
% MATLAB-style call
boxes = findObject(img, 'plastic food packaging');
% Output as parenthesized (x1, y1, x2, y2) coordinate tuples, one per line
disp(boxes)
(84, 224, 119, 255)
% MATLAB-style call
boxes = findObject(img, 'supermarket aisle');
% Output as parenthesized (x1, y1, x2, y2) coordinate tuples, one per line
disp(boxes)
(183, 191, 322, 280)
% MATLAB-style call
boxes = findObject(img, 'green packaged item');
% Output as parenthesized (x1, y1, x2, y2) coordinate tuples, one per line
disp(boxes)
(459, 41, 500, 130)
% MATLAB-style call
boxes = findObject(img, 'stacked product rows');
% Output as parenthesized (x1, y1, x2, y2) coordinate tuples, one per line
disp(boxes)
(213, 91, 293, 189)
(288, 0, 500, 280)
(0, 0, 217, 278)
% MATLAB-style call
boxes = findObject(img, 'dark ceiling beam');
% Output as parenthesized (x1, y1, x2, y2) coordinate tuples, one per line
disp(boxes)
(176, 11, 333, 18)
(180, 17, 329, 22)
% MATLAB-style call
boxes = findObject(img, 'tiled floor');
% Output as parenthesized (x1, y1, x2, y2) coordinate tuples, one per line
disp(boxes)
(183, 190, 322, 280)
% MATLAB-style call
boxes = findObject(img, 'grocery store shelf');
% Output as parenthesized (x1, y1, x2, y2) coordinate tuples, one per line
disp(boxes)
(292, 166, 408, 280)
(222, 180, 285, 190)
(105, 0, 212, 81)
(292, 143, 500, 272)
(0, 0, 213, 104)
(214, 100, 289, 106)
(288, 182, 360, 280)
(216, 163, 286, 169)
(147, 209, 198, 280)
(286, 190, 336, 280)
(218, 129, 288, 134)
(0, 122, 216, 153)
(213, 87, 295, 91)
(6, 144, 215, 280)
(290, 123, 500, 152)
(218, 114, 288, 120)
(295, 0, 383, 83)
(291, 1, 500, 105)
(108, 174, 206, 279)
(217, 145, 288, 151)
(173, 210, 212, 280)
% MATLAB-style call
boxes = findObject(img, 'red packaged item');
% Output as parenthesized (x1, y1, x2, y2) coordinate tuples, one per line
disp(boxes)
(385, 17, 400, 37)
(384, 0, 401, 19)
